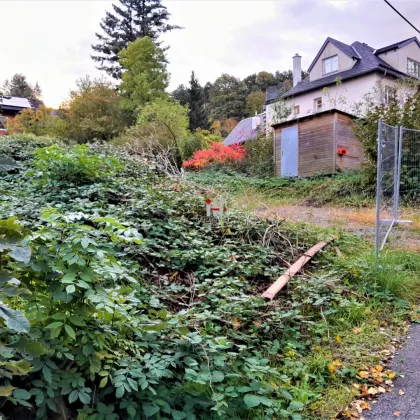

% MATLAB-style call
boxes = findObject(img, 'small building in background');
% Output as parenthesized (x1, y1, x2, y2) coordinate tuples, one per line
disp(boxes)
(0, 96, 42, 134)
(223, 113, 266, 146)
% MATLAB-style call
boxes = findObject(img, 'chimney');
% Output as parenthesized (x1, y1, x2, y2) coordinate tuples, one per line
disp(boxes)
(293, 53, 302, 87)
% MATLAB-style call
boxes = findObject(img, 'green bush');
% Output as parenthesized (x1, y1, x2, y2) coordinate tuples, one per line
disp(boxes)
(241, 134, 274, 177)
(29, 144, 123, 185)
(179, 129, 222, 161)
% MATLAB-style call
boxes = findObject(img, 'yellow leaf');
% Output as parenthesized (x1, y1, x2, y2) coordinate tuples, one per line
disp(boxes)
(375, 365, 383, 372)
(333, 359, 343, 367)
(358, 371, 369, 378)
(328, 364, 335, 374)
(360, 401, 371, 410)
(336, 335, 342, 344)
(368, 387, 378, 395)
(0, 385, 15, 397)
(99, 376, 108, 388)
(387, 371, 396, 379)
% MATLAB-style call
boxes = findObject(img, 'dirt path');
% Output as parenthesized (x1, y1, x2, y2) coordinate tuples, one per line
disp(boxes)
(255, 205, 420, 252)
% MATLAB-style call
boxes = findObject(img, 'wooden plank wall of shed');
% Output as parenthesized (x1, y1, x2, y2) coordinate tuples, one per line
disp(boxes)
(274, 115, 335, 177)
(335, 113, 364, 170)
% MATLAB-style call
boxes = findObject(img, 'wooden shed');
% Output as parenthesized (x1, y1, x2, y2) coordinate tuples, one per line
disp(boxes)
(272, 110, 364, 177)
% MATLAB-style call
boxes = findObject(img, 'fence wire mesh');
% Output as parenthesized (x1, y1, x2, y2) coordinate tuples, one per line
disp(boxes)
(375, 120, 420, 254)
(375, 120, 399, 253)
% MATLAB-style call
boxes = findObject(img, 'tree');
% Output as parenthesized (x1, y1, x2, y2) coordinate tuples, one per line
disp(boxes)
(1, 74, 42, 99)
(245, 91, 265, 116)
(172, 84, 189, 106)
(255, 71, 275, 92)
(209, 74, 248, 121)
(60, 76, 126, 142)
(91, 0, 180, 79)
(243, 74, 258, 92)
(119, 37, 169, 112)
(188, 72, 209, 131)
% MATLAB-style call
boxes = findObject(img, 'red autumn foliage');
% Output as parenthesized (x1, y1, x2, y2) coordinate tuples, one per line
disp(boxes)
(182, 142, 246, 169)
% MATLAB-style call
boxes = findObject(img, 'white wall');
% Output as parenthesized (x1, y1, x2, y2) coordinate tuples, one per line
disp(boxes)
(310, 41, 357, 81)
(378, 41, 420, 74)
(265, 72, 405, 132)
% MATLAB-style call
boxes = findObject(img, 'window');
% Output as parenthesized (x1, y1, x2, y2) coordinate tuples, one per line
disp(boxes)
(407, 58, 420, 78)
(293, 105, 300, 115)
(314, 97, 322, 112)
(323, 55, 338, 75)
(384, 85, 397, 105)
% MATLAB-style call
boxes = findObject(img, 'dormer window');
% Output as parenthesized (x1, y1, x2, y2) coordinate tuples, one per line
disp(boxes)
(323, 55, 338, 75)
(407, 58, 420, 78)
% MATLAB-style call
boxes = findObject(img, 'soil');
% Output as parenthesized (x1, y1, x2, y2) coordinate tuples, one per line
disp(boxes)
(255, 205, 420, 252)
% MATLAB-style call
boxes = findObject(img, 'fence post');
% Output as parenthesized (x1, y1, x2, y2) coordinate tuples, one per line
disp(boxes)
(393, 126, 403, 220)
(392, 126, 399, 220)
(375, 119, 383, 258)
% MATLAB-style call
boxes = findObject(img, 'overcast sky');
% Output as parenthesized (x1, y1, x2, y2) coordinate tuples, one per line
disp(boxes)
(1, 0, 420, 108)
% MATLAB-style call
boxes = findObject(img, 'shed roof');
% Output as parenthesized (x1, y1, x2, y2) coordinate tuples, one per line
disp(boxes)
(223, 114, 265, 146)
(0, 96, 32, 109)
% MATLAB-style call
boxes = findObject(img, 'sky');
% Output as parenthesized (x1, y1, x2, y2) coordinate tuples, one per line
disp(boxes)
(1, 0, 420, 108)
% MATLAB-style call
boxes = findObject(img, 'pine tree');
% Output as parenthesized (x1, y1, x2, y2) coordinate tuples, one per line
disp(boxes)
(1, 74, 42, 99)
(91, 0, 181, 79)
(188, 72, 209, 131)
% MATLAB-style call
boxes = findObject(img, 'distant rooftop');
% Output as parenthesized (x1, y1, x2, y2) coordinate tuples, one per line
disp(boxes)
(0, 96, 33, 110)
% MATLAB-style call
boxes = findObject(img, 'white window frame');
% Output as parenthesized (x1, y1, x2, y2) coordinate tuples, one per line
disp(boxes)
(323, 55, 338, 75)
(407, 58, 420, 78)
(314, 97, 323, 112)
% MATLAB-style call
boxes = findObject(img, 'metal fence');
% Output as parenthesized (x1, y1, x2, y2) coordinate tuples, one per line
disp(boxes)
(375, 119, 420, 255)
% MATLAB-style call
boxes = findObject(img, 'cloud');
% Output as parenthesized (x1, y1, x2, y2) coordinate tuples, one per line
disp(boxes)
(1, 0, 420, 107)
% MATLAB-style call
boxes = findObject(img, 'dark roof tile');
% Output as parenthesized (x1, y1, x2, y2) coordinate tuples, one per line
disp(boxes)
(375, 37, 420, 55)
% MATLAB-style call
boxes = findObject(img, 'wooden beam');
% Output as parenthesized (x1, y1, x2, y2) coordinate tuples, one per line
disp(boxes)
(261, 237, 336, 300)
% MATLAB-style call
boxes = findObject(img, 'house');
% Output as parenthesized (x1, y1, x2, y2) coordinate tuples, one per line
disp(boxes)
(0, 96, 41, 134)
(224, 113, 265, 146)
(266, 36, 420, 177)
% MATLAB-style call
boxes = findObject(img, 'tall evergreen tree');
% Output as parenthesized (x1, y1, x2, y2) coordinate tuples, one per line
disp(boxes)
(1, 74, 42, 99)
(92, 0, 181, 79)
(188, 72, 209, 131)
(172, 84, 189, 106)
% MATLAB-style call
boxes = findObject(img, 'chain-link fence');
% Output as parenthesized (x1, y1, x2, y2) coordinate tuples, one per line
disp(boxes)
(375, 119, 420, 255)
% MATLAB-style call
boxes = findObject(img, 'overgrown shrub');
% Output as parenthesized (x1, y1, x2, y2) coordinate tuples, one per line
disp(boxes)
(179, 129, 221, 160)
(28, 144, 123, 185)
(241, 134, 274, 177)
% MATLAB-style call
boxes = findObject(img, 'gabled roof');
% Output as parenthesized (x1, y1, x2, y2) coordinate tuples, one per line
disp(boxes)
(307, 37, 360, 72)
(267, 38, 408, 102)
(375, 37, 420, 55)
(223, 114, 265, 146)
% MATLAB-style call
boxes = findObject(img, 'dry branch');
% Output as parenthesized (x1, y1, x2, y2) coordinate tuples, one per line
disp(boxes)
(262, 237, 336, 300)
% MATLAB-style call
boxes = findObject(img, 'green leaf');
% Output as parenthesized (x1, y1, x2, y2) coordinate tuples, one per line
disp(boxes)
(42, 365, 52, 383)
(211, 371, 224, 383)
(46, 321, 63, 329)
(237, 386, 252, 393)
(66, 284, 76, 294)
(0, 385, 15, 397)
(115, 385, 125, 399)
(280, 389, 294, 401)
(68, 390, 78, 404)
(171, 410, 187, 420)
(143, 404, 159, 417)
(13, 389, 31, 400)
(78, 391, 90, 404)
(35, 390, 45, 406)
(64, 324, 76, 340)
(69, 314, 86, 326)
(127, 406, 136, 417)
(51, 313, 67, 320)
(289, 401, 304, 410)
(50, 327, 62, 339)
(244, 394, 261, 408)
(99, 376, 108, 388)
(81, 238, 90, 249)
(291, 415, 302, 420)
(0, 271, 17, 286)
(0, 305, 30, 333)
(127, 378, 138, 391)
(8, 246, 31, 264)
(258, 396, 272, 407)
(61, 272, 76, 283)
(13, 339, 48, 357)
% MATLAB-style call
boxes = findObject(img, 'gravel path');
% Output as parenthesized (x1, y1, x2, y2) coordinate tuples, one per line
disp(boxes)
(364, 324, 420, 420)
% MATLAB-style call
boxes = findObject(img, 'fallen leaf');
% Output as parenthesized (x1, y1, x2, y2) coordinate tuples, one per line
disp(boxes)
(333, 359, 343, 367)
(378, 386, 386, 393)
(388, 372, 397, 379)
(353, 327, 363, 334)
(368, 387, 378, 395)
(375, 365, 383, 372)
(393, 411, 400, 417)
(328, 364, 335, 374)
(358, 371, 369, 378)
(360, 401, 371, 410)
(399, 389, 405, 396)
(336, 335, 342, 344)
